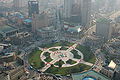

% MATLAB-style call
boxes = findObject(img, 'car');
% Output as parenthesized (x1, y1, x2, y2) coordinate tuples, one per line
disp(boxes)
(29, 66, 34, 70)
(66, 74, 71, 77)
(55, 74, 62, 78)
(37, 70, 41, 73)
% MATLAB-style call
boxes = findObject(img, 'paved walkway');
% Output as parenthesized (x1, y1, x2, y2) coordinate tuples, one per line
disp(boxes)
(39, 42, 93, 72)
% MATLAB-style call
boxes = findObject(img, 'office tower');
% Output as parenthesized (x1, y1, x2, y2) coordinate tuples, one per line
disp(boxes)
(64, 0, 74, 19)
(28, 0, 39, 17)
(96, 18, 113, 41)
(81, 0, 91, 28)
(32, 12, 49, 33)
(13, 0, 23, 10)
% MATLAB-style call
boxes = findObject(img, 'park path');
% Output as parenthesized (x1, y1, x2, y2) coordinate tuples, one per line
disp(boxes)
(40, 40, 93, 72)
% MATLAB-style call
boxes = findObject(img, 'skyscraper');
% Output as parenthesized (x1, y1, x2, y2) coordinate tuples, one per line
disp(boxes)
(32, 12, 49, 33)
(64, 0, 74, 19)
(96, 18, 113, 41)
(28, 0, 39, 17)
(81, 0, 91, 28)
(13, 0, 23, 10)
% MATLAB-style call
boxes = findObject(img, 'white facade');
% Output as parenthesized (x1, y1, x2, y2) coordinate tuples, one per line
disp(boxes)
(64, 0, 73, 18)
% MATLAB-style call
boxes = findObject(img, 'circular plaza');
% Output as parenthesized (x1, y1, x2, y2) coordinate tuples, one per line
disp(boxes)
(28, 41, 96, 75)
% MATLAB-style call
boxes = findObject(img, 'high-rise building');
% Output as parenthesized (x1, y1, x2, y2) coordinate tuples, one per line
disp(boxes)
(32, 12, 49, 33)
(28, 0, 39, 17)
(80, 0, 91, 28)
(96, 18, 113, 41)
(64, 0, 74, 19)
(13, 0, 24, 10)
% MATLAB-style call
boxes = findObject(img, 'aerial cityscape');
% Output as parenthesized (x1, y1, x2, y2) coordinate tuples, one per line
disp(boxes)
(0, 0, 120, 80)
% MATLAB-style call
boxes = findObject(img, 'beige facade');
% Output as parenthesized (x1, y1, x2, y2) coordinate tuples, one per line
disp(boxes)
(0, 57, 26, 80)
(0, 52, 16, 64)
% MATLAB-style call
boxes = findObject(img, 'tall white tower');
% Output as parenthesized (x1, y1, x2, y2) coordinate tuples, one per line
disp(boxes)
(64, 0, 74, 19)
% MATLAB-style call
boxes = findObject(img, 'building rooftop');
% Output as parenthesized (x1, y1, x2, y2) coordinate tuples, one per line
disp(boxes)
(0, 25, 17, 34)
(0, 52, 15, 58)
(72, 70, 109, 80)
(67, 26, 82, 33)
(0, 72, 8, 79)
(108, 60, 117, 69)
(38, 26, 55, 32)
(24, 19, 32, 23)
(87, 35, 101, 40)
(97, 18, 112, 23)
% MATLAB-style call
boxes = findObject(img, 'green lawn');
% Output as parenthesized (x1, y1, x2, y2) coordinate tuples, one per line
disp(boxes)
(28, 50, 45, 69)
(44, 56, 53, 63)
(60, 46, 68, 50)
(45, 64, 91, 75)
(50, 48, 58, 52)
(28, 42, 95, 75)
(44, 52, 53, 63)
(71, 50, 81, 59)
(63, 41, 74, 47)
(76, 45, 96, 64)
(66, 59, 76, 64)
(44, 52, 50, 57)
(54, 60, 64, 67)
(40, 41, 74, 48)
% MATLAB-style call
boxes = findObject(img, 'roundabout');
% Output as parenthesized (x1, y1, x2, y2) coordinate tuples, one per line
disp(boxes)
(28, 41, 96, 75)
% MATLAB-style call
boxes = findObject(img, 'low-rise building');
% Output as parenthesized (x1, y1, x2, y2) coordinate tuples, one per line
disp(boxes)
(37, 26, 58, 43)
(0, 52, 16, 64)
(72, 70, 109, 80)
(0, 43, 11, 53)
(0, 17, 8, 25)
(9, 32, 32, 45)
(0, 57, 26, 80)
(100, 60, 120, 79)
(100, 67, 115, 79)
(63, 25, 83, 41)
(0, 25, 18, 41)
(0, 72, 10, 80)
(104, 37, 120, 55)
(84, 35, 104, 48)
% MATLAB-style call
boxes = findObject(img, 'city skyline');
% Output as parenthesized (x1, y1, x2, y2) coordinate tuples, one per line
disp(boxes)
(0, 0, 120, 80)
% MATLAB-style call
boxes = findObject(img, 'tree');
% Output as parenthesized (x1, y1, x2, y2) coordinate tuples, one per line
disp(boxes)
(58, 60, 63, 68)
(40, 62, 45, 68)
